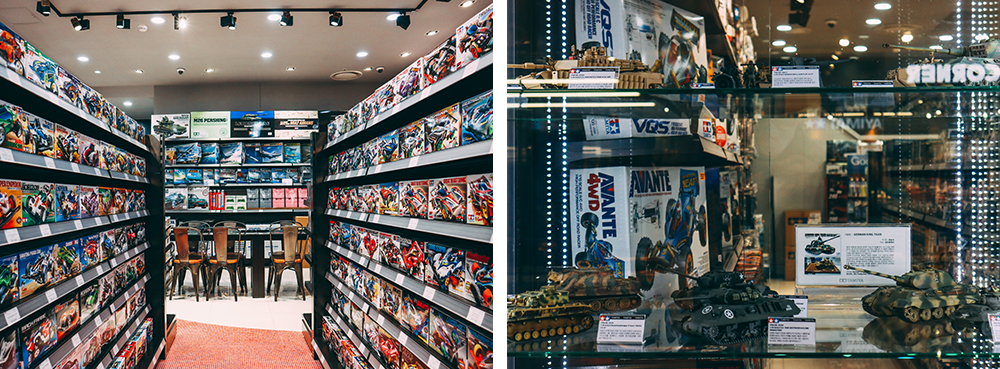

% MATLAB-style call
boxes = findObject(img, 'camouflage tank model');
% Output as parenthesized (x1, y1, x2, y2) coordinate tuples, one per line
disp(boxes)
(804, 235, 839, 255)
(862, 317, 960, 352)
(950, 283, 1000, 331)
(547, 267, 643, 313)
(507, 286, 595, 341)
(665, 269, 800, 344)
(845, 265, 982, 323)
(807, 259, 840, 273)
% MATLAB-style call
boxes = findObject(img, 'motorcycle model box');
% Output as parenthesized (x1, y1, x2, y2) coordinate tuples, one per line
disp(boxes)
(570, 166, 709, 297)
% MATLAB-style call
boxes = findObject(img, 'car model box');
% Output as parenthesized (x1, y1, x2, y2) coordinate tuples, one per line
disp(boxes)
(569, 166, 709, 299)
(428, 176, 466, 222)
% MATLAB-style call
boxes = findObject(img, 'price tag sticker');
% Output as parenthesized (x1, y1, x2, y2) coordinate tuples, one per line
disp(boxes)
(71, 163, 80, 172)
(72, 334, 81, 346)
(372, 165, 382, 174)
(463, 59, 480, 78)
(394, 274, 404, 285)
(75, 275, 85, 285)
(372, 215, 380, 223)
(596, 315, 645, 344)
(4, 308, 20, 325)
(73, 220, 82, 229)
(43, 157, 55, 168)
(372, 264, 381, 274)
(96, 265, 105, 274)
(95, 217, 104, 225)
(427, 356, 441, 369)
(780, 295, 809, 318)
(93, 167, 101, 175)
(39, 224, 51, 237)
(377, 315, 385, 325)
(0, 149, 12, 162)
(45, 289, 57, 303)
(4, 229, 20, 243)
(422, 286, 436, 300)
(398, 334, 409, 346)
(408, 157, 419, 167)
(407, 219, 418, 230)
(767, 317, 817, 346)
(283, 178, 293, 185)
(467, 308, 486, 326)
(95, 315, 103, 325)
(38, 359, 52, 369)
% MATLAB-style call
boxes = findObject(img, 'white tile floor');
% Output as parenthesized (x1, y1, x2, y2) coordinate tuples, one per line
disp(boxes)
(166, 267, 313, 331)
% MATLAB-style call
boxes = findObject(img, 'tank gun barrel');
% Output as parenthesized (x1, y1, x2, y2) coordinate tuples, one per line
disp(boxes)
(882, 43, 965, 57)
(844, 265, 905, 283)
(507, 62, 550, 70)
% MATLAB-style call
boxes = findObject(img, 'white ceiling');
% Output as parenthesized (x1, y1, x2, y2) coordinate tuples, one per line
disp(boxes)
(0, 0, 489, 117)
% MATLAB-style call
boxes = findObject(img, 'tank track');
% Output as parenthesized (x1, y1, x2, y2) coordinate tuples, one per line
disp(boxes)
(681, 320, 767, 345)
(508, 314, 594, 341)
(861, 297, 962, 323)
(574, 296, 643, 313)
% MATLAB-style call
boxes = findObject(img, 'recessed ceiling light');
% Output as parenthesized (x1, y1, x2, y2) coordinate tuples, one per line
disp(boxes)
(776, 25, 792, 31)
(357, 51, 369, 57)
(939, 35, 954, 41)
(866, 18, 882, 25)
(901, 34, 914, 43)
(286, 66, 295, 71)
(930, 45, 943, 50)
(205, 68, 215, 73)
(77, 56, 89, 62)
(401, 52, 411, 57)
(150, 16, 165, 24)
(168, 54, 180, 60)
(771, 40, 786, 46)
(363, 67, 373, 71)
(124, 101, 132, 106)
(386, 13, 400, 21)
(268, 14, 281, 21)
(94, 70, 101, 74)
(426, 30, 438, 36)
(854, 45, 868, 52)
(839, 38, 850, 47)
(874, 2, 891, 10)
(134, 69, 143, 74)
(261, 52, 273, 58)
(783, 46, 797, 53)
(460, 0, 476, 7)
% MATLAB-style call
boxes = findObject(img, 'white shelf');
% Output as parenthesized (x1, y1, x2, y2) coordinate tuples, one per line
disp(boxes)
(0, 147, 149, 184)
(325, 140, 493, 183)
(0, 210, 149, 246)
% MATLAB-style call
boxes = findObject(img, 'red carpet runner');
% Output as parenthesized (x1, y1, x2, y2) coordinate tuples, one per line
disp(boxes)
(155, 319, 323, 369)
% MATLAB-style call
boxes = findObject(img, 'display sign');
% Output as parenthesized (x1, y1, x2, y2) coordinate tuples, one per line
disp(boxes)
(568, 67, 620, 89)
(771, 66, 821, 88)
(767, 317, 816, 346)
(582, 116, 690, 140)
(989, 313, 1000, 342)
(274, 111, 319, 138)
(151, 114, 190, 139)
(852, 80, 893, 88)
(596, 315, 645, 344)
(795, 224, 911, 286)
(190, 111, 231, 138)
(904, 62, 1000, 85)
(574, 0, 626, 57)
(230, 111, 275, 138)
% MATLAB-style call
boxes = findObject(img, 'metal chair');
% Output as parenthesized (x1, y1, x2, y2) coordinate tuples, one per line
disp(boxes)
(207, 221, 248, 301)
(169, 221, 210, 301)
(267, 221, 309, 301)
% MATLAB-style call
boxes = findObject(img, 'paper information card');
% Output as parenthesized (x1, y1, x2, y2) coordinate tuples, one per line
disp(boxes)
(596, 315, 645, 344)
(768, 317, 816, 346)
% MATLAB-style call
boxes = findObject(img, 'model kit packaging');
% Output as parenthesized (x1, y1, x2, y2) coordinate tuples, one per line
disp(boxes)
(377, 130, 399, 164)
(0, 22, 25, 76)
(188, 187, 209, 210)
(54, 298, 80, 341)
(77, 185, 97, 219)
(430, 309, 468, 368)
(423, 35, 458, 87)
(400, 237, 425, 281)
(165, 188, 188, 210)
(220, 142, 244, 164)
(244, 142, 261, 164)
(380, 278, 403, 319)
(285, 187, 298, 208)
(456, 3, 493, 67)
(186, 168, 203, 184)
(377, 326, 401, 369)
(236, 168, 248, 183)
(52, 183, 77, 222)
(247, 167, 261, 183)
(54, 124, 76, 162)
(464, 251, 492, 310)
(76, 133, 98, 168)
(429, 176, 467, 222)
(283, 143, 301, 163)
(448, 248, 475, 304)
(98, 230, 114, 261)
(78, 282, 99, 321)
(396, 58, 424, 101)
(23, 42, 59, 94)
(219, 168, 237, 184)
(95, 186, 112, 216)
(287, 167, 301, 184)
(460, 91, 493, 145)
(261, 142, 284, 163)
(362, 227, 381, 261)
(20, 309, 56, 367)
(0, 179, 21, 229)
(0, 329, 16, 369)
(247, 188, 260, 209)
(113, 187, 128, 214)
(424, 243, 464, 293)
(199, 142, 219, 164)
(377, 182, 398, 216)
(171, 169, 186, 185)
(466, 174, 492, 226)
(466, 328, 492, 369)
(0, 104, 28, 153)
(151, 114, 190, 139)
(55, 238, 81, 281)
(19, 245, 53, 297)
(570, 166, 709, 296)
(424, 104, 461, 152)
(583, 116, 691, 140)
(259, 188, 272, 209)
(33, 117, 55, 158)
(402, 293, 431, 342)
(174, 142, 201, 164)
(380, 232, 403, 269)
(364, 139, 379, 168)
(399, 120, 426, 159)
(80, 234, 102, 266)
(0, 254, 18, 307)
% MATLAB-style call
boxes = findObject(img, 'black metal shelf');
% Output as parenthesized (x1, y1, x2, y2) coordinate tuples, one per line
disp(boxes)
(325, 210, 492, 244)
(165, 163, 310, 168)
(324, 140, 493, 183)
(327, 242, 491, 333)
(0, 210, 149, 247)
(326, 299, 450, 369)
(0, 147, 149, 184)
(0, 243, 149, 332)
(880, 203, 976, 236)
(324, 305, 388, 369)
(568, 135, 744, 168)
(96, 303, 152, 369)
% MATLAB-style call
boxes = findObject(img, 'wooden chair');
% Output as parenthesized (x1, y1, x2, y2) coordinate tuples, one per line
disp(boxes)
(267, 221, 309, 301)
(207, 221, 248, 301)
(168, 221, 210, 301)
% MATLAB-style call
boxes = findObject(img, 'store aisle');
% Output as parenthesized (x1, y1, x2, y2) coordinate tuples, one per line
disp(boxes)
(155, 320, 321, 369)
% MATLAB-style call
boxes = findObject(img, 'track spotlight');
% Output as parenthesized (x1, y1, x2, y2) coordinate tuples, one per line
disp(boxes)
(280, 11, 293, 26)
(221, 12, 236, 30)
(174, 13, 188, 30)
(35, 1, 50, 16)
(329, 12, 343, 27)
(72, 17, 90, 31)
(117, 14, 131, 29)
(396, 13, 410, 30)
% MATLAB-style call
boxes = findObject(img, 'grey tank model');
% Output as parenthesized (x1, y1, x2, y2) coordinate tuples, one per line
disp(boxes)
(845, 265, 982, 322)
(665, 269, 800, 344)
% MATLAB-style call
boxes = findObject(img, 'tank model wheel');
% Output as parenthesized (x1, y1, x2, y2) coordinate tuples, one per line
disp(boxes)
(540, 329, 548, 338)
(514, 332, 523, 341)
(618, 298, 631, 310)
(589, 300, 602, 312)
(557, 327, 565, 335)
(903, 307, 921, 322)
(604, 299, 617, 311)
(572, 325, 581, 333)
(945, 322, 956, 334)
(548, 328, 557, 337)
(703, 326, 720, 340)
(581, 315, 595, 329)
(920, 308, 933, 321)
(932, 307, 945, 319)
(532, 330, 540, 339)
(945, 306, 957, 316)
(630, 297, 641, 309)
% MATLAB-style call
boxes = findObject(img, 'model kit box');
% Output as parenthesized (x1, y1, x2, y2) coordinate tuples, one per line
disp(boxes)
(55, 124, 77, 162)
(20, 309, 56, 367)
(188, 187, 209, 210)
(583, 116, 691, 140)
(53, 183, 77, 221)
(456, 3, 493, 67)
(283, 143, 301, 163)
(200, 142, 219, 164)
(220, 142, 244, 164)
(36, 117, 56, 158)
(423, 35, 459, 87)
(430, 308, 468, 368)
(379, 182, 399, 216)
(0, 179, 21, 229)
(461, 91, 493, 145)
(261, 143, 284, 163)
(0, 254, 18, 308)
(570, 166, 709, 296)
(165, 188, 188, 210)
(429, 176, 467, 222)
(247, 188, 260, 209)
(55, 238, 81, 280)
(784, 209, 822, 248)
(466, 174, 492, 226)
(23, 42, 59, 94)
(54, 298, 80, 341)
(424, 243, 464, 293)
(380, 232, 404, 269)
(400, 237, 425, 281)
(19, 245, 53, 298)
(174, 142, 201, 164)
(424, 104, 461, 152)
(464, 251, 492, 310)
(0, 104, 29, 153)
(377, 130, 399, 164)
(396, 58, 424, 101)
(402, 293, 431, 342)
(399, 120, 426, 159)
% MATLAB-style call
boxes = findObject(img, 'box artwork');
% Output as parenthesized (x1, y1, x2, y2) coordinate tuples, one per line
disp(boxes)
(78, 135, 99, 168)
(0, 104, 29, 153)
(97, 186, 113, 216)
(55, 124, 79, 163)
(0, 254, 18, 307)
(283, 143, 301, 163)
(400, 237, 425, 281)
(35, 117, 55, 158)
(0, 330, 17, 369)
(380, 280, 403, 320)
(185, 169, 203, 185)
(423, 104, 461, 153)
(220, 142, 244, 164)
(456, 3, 493, 67)
(461, 90, 493, 145)
(400, 293, 430, 343)
(380, 182, 399, 216)
(396, 58, 424, 101)
(80, 233, 102, 266)
(54, 184, 79, 221)
(199, 143, 219, 164)
(429, 177, 467, 222)
(98, 230, 114, 261)
(244, 142, 261, 164)
(466, 174, 492, 226)
(465, 251, 492, 310)
(19, 245, 54, 297)
(467, 328, 492, 369)
(400, 345, 429, 369)
(165, 188, 188, 211)
(422, 36, 458, 87)
(380, 231, 404, 271)
(0, 179, 21, 229)
(55, 238, 81, 281)
(79, 283, 99, 322)
(424, 243, 464, 293)
(363, 139, 379, 168)
(23, 43, 59, 94)
(399, 120, 426, 159)
(570, 166, 710, 296)
(377, 130, 398, 164)
(78, 185, 97, 219)
(430, 309, 468, 368)
(113, 188, 128, 214)
(54, 299, 80, 341)
(261, 143, 284, 163)
(188, 187, 209, 210)
(20, 310, 56, 367)
(376, 326, 400, 369)
(362, 271, 380, 307)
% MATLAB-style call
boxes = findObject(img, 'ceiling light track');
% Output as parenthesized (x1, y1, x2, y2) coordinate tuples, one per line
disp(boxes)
(39, 1, 431, 18)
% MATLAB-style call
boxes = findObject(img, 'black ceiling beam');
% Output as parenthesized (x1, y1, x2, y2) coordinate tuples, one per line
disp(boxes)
(46, 0, 430, 18)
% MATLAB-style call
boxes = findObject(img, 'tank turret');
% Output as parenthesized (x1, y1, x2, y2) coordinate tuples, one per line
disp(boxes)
(547, 267, 643, 313)
(507, 286, 596, 341)
(844, 265, 982, 322)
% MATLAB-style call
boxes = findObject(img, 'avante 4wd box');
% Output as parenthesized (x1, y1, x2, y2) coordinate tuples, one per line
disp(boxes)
(570, 166, 709, 297)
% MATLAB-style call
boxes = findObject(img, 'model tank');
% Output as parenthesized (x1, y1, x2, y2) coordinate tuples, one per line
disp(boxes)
(845, 265, 982, 323)
(804, 235, 839, 255)
(862, 317, 960, 352)
(664, 269, 800, 344)
(547, 267, 643, 313)
(507, 286, 595, 342)
(508, 46, 664, 89)
(951, 283, 1000, 331)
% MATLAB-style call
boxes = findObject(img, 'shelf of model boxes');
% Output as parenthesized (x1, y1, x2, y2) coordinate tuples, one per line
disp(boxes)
(312, 5, 493, 369)
(0, 19, 160, 369)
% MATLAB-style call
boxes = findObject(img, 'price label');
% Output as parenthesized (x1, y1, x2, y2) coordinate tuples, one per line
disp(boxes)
(464, 59, 480, 78)
(780, 295, 809, 318)
(467, 308, 486, 326)
(113, 345, 120, 354)
(282, 178, 293, 185)
(71, 163, 81, 172)
(38, 359, 52, 369)
(95, 315, 103, 325)
(767, 317, 817, 346)
(43, 157, 55, 168)
(407, 219, 418, 230)
(408, 157, 419, 167)
(75, 275, 85, 285)
(0, 149, 12, 162)
(427, 356, 441, 369)
(93, 167, 101, 175)
(72, 334, 81, 346)
(398, 334, 409, 346)
(39, 224, 51, 237)
(422, 286, 436, 300)
(372, 264, 381, 274)
(4, 229, 19, 243)
(596, 315, 645, 344)
(73, 220, 82, 229)
(45, 290, 57, 303)
(4, 308, 20, 325)
(204, 180, 216, 186)
(97, 363, 105, 369)
(95, 217, 104, 225)
(372, 165, 382, 174)
(394, 274, 404, 285)
(372, 215, 380, 223)
(377, 315, 385, 325)
(97, 265, 105, 274)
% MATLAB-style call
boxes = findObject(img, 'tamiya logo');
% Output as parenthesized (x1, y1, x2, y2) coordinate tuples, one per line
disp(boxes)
(600, 316, 610, 321)
(769, 318, 778, 324)
(587, 172, 617, 238)
(991, 315, 1000, 323)
(606, 119, 620, 134)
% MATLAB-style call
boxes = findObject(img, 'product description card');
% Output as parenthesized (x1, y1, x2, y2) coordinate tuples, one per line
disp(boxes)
(989, 313, 1000, 342)
(568, 67, 620, 89)
(795, 224, 911, 286)
(596, 315, 645, 344)
(768, 317, 816, 346)
(771, 66, 821, 88)
(780, 295, 809, 318)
